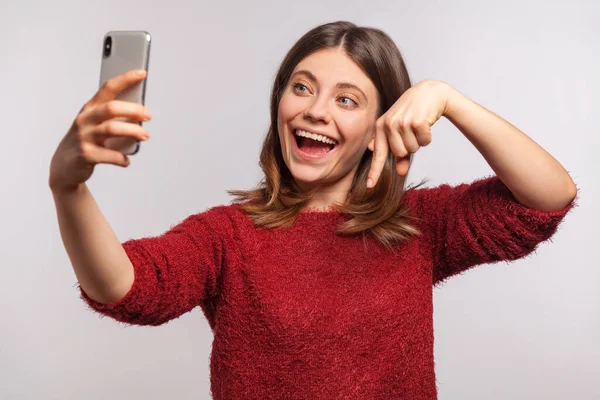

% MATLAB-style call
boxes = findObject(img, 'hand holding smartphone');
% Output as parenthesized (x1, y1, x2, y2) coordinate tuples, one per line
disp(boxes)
(99, 31, 151, 155)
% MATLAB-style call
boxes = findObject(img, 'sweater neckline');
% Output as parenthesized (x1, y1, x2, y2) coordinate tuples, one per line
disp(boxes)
(296, 207, 348, 222)
(231, 203, 348, 223)
(300, 205, 341, 213)
(299, 204, 349, 214)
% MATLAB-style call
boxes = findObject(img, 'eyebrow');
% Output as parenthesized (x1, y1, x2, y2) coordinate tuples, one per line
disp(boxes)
(291, 70, 368, 103)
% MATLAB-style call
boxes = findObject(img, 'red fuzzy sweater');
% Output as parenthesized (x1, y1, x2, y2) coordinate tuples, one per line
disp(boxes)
(80, 176, 575, 399)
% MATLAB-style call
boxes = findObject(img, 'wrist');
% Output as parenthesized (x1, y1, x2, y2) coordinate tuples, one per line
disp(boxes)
(50, 182, 87, 199)
(442, 83, 465, 120)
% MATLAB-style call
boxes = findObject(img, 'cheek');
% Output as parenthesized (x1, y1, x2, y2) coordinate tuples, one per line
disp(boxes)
(277, 95, 293, 138)
(278, 92, 303, 122)
(337, 113, 375, 147)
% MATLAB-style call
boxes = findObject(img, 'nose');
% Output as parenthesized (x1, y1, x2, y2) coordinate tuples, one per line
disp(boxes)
(303, 96, 331, 124)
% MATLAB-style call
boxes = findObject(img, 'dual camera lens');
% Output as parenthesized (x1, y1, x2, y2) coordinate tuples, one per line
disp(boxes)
(103, 36, 112, 57)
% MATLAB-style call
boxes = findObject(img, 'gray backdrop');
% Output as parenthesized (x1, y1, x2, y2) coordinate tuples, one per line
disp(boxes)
(1, 0, 598, 398)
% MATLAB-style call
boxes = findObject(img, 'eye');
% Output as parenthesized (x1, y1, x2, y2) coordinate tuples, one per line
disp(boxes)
(338, 96, 357, 108)
(292, 82, 310, 94)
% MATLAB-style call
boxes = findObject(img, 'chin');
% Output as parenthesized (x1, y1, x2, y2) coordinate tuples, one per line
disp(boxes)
(288, 165, 328, 186)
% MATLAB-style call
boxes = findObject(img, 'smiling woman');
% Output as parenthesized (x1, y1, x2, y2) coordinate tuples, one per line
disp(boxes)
(229, 21, 422, 246)
(51, 18, 577, 400)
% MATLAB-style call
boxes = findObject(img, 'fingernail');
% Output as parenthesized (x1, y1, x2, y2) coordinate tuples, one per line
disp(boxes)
(136, 69, 146, 77)
(143, 131, 151, 139)
(144, 110, 152, 120)
(367, 178, 373, 188)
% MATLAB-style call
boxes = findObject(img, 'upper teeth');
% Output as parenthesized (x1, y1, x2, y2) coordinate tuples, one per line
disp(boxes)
(295, 130, 337, 145)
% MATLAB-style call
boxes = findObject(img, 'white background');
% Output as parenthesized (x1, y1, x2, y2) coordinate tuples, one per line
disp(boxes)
(1, 0, 598, 398)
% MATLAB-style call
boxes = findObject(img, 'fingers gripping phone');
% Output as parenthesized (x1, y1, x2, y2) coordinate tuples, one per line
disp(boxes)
(99, 31, 151, 155)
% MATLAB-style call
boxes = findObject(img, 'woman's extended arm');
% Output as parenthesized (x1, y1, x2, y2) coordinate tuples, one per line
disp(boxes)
(368, 79, 578, 211)
(52, 183, 134, 304)
(444, 87, 577, 211)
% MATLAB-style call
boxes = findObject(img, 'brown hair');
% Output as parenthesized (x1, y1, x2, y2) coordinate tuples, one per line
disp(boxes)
(228, 21, 426, 248)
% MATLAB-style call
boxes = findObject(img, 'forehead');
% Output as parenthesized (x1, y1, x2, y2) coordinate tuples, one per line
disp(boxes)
(292, 48, 375, 92)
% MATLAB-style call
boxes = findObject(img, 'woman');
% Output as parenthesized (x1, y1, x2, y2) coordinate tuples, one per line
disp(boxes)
(49, 21, 577, 399)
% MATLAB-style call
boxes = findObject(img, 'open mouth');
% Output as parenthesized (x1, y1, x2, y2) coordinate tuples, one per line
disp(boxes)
(293, 129, 337, 157)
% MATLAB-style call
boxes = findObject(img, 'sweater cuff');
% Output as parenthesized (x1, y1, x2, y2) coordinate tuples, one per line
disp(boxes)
(78, 241, 153, 323)
(484, 176, 577, 231)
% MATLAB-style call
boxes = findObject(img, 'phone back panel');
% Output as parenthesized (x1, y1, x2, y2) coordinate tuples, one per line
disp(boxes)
(99, 31, 151, 155)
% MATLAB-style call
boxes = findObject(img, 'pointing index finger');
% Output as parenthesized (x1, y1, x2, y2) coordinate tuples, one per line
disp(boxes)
(367, 123, 389, 188)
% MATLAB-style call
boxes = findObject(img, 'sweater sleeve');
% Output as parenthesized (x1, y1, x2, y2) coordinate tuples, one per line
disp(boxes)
(79, 206, 230, 326)
(405, 176, 577, 286)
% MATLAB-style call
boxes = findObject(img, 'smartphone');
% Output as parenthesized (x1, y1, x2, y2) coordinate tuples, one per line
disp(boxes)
(99, 31, 151, 155)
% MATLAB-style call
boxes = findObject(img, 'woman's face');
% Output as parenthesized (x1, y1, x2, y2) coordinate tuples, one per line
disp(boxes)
(277, 48, 379, 192)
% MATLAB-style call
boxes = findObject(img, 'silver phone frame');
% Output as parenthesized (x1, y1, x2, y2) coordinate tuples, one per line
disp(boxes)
(99, 31, 151, 155)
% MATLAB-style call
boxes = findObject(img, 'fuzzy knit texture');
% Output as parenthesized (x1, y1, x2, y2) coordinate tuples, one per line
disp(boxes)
(80, 175, 576, 399)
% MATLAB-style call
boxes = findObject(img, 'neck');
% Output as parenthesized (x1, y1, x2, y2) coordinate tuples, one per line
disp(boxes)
(296, 168, 357, 211)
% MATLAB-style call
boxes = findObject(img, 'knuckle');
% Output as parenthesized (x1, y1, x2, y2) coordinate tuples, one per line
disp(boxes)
(103, 78, 117, 93)
(74, 113, 87, 129)
(397, 144, 409, 155)
(104, 101, 118, 116)
(412, 119, 425, 129)
(79, 102, 91, 113)
(104, 120, 119, 135)
(79, 142, 94, 161)
(75, 126, 88, 142)
(384, 117, 394, 130)
(406, 144, 418, 154)
(396, 149, 408, 157)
